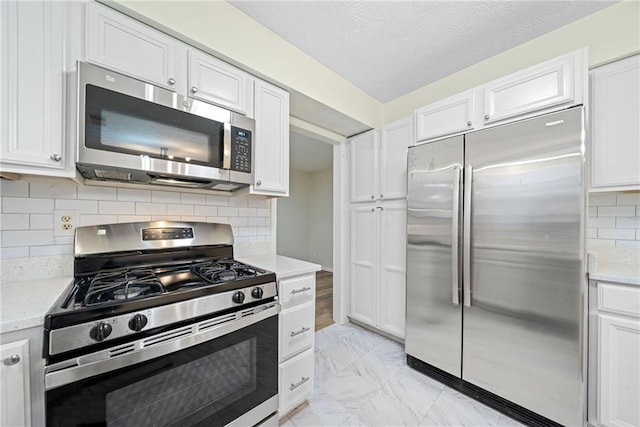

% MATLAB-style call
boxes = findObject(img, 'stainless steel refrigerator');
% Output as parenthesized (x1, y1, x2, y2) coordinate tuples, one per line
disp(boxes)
(405, 107, 586, 426)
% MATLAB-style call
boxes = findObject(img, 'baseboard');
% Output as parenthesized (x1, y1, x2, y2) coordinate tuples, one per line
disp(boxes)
(347, 317, 404, 344)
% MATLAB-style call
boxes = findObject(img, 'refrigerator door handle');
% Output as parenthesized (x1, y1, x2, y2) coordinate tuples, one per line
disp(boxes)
(463, 164, 473, 307)
(451, 165, 461, 305)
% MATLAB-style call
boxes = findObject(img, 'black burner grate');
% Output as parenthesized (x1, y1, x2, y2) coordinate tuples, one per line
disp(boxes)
(190, 259, 259, 284)
(81, 268, 164, 307)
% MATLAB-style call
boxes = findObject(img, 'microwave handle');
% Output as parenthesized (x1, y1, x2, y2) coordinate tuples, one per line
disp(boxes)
(222, 122, 232, 170)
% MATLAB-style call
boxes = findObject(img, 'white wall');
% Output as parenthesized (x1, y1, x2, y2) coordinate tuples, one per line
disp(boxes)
(277, 168, 333, 269)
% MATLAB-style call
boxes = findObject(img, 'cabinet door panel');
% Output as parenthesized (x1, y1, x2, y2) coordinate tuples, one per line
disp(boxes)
(279, 349, 314, 416)
(380, 118, 413, 200)
(188, 49, 252, 114)
(350, 130, 378, 203)
(590, 55, 640, 190)
(86, 2, 182, 90)
(350, 206, 378, 326)
(279, 301, 314, 361)
(378, 201, 407, 338)
(415, 90, 474, 142)
(0, 340, 30, 427)
(599, 314, 640, 427)
(252, 80, 289, 195)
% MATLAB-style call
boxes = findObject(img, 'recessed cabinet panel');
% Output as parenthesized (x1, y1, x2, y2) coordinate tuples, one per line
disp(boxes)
(590, 55, 640, 190)
(188, 49, 252, 114)
(415, 91, 474, 142)
(0, 339, 31, 427)
(350, 130, 379, 203)
(86, 3, 183, 91)
(380, 118, 413, 200)
(483, 56, 574, 124)
(279, 301, 314, 361)
(279, 349, 314, 416)
(350, 206, 378, 326)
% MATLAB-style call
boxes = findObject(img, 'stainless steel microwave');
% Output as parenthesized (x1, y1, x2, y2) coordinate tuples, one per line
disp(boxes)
(73, 62, 254, 191)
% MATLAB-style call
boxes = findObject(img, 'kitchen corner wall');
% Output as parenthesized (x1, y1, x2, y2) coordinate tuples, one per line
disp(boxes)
(588, 192, 640, 249)
(0, 179, 273, 276)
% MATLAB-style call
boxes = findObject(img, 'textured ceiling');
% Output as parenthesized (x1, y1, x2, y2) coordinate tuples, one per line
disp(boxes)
(290, 131, 333, 172)
(230, 0, 615, 102)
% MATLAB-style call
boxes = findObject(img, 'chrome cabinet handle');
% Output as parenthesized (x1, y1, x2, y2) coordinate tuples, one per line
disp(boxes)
(371, 195, 374, 199)
(484, 114, 490, 120)
(256, 180, 262, 186)
(290, 376, 310, 391)
(467, 121, 472, 127)
(289, 326, 310, 337)
(4, 354, 20, 366)
(463, 164, 473, 307)
(191, 86, 198, 94)
(451, 166, 461, 306)
(291, 286, 311, 295)
(167, 78, 176, 86)
(380, 194, 384, 198)
(50, 154, 61, 161)
(376, 206, 384, 211)
(371, 208, 375, 212)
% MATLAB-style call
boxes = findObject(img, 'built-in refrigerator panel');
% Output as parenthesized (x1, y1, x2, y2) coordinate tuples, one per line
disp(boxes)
(462, 107, 586, 426)
(406, 136, 464, 376)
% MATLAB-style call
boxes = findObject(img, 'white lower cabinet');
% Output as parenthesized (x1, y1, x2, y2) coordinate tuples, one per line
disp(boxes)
(0, 339, 31, 427)
(277, 272, 315, 417)
(349, 200, 406, 339)
(596, 281, 640, 427)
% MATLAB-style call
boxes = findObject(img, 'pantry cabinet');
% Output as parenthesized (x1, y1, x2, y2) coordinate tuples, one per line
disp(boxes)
(0, 339, 31, 427)
(595, 281, 640, 427)
(351, 117, 413, 203)
(415, 90, 475, 142)
(349, 200, 406, 338)
(0, 0, 73, 176)
(590, 55, 640, 191)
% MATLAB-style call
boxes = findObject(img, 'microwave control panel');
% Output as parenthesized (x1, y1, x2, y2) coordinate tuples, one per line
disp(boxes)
(230, 127, 252, 173)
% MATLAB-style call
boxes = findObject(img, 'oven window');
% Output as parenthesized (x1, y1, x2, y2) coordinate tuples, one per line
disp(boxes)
(84, 84, 224, 167)
(46, 315, 277, 427)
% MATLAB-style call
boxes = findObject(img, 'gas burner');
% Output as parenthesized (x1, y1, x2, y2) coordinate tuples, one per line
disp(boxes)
(81, 268, 164, 307)
(191, 259, 260, 284)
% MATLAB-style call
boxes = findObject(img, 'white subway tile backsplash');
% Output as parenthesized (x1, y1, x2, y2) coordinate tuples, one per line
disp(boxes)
(617, 193, 640, 206)
(588, 207, 597, 217)
(30, 182, 77, 199)
(207, 216, 228, 224)
(0, 181, 29, 197)
(118, 215, 150, 223)
(218, 207, 239, 217)
(182, 216, 206, 222)
(228, 217, 248, 227)
(206, 195, 228, 206)
(238, 227, 257, 237)
(247, 197, 267, 208)
(637, 229, 640, 240)
(589, 193, 616, 206)
(3, 197, 54, 213)
(194, 205, 218, 217)
(30, 244, 73, 256)
(30, 214, 54, 230)
(99, 201, 135, 215)
(239, 208, 257, 217)
(118, 188, 151, 202)
(77, 185, 117, 200)
(229, 197, 248, 208)
(167, 204, 193, 216)
(597, 206, 636, 217)
(151, 191, 181, 203)
(257, 208, 270, 217)
(136, 203, 167, 215)
(588, 191, 640, 249)
(589, 238, 616, 247)
(2, 230, 54, 247)
(248, 217, 266, 227)
(616, 217, 640, 229)
(257, 226, 270, 236)
(0, 214, 29, 230)
(55, 199, 99, 214)
(1, 247, 30, 258)
(588, 217, 615, 228)
(597, 228, 636, 240)
(80, 214, 119, 226)
(181, 193, 206, 205)
(54, 236, 74, 245)
(151, 215, 181, 221)
(616, 240, 640, 249)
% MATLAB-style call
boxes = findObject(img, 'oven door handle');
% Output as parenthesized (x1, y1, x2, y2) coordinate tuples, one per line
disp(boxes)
(45, 303, 280, 391)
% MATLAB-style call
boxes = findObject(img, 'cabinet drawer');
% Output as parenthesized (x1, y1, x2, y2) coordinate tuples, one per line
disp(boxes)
(279, 273, 315, 307)
(279, 348, 314, 416)
(598, 283, 640, 318)
(280, 301, 314, 361)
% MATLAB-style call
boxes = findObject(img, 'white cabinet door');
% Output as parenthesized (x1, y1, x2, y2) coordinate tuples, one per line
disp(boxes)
(188, 49, 253, 115)
(86, 2, 185, 91)
(377, 201, 407, 338)
(350, 130, 379, 203)
(415, 90, 475, 142)
(590, 55, 640, 191)
(0, 340, 31, 427)
(380, 117, 413, 200)
(599, 314, 640, 427)
(482, 55, 576, 125)
(350, 205, 378, 326)
(1, 0, 67, 174)
(252, 79, 289, 196)
(279, 348, 314, 416)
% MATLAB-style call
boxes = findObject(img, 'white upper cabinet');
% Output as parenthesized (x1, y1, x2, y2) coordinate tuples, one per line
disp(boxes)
(590, 55, 640, 191)
(86, 2, 186, 91)
(0, 0, 71, 176)
(415, 90, 475, 142)
(350, 130, 379, 203)
(188, 49, 253, 115)
(380, 117, 414, 200)
(351, 117, 413, 202)
(251, 79, 289, 196)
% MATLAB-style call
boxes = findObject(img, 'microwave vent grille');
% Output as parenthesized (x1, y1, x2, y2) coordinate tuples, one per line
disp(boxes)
(95, 170, 132, 181)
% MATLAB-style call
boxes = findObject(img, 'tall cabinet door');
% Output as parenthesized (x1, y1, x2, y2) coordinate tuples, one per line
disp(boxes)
(405, 136, 463, 376)
(350, 130, 379, 203)
(350, 205, 378, 326)
(378, 201, 407, 338)
(380, 117, 413, 200)
(463, 108, 585, 427)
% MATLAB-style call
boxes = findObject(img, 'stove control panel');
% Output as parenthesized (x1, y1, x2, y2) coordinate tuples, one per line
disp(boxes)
(142, 227, 194, 241)
(89, 322, 112, 342)
(128, 314, 148, 332)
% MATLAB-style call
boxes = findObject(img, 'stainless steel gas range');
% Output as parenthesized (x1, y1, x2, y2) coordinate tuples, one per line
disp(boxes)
(43, 221, 279, 427)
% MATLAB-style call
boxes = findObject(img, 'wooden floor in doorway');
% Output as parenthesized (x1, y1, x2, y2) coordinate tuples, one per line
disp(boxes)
(315, 271, 334, 331)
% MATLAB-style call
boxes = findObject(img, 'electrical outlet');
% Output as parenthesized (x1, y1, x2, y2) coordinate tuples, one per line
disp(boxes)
(54, 210, 79, 237)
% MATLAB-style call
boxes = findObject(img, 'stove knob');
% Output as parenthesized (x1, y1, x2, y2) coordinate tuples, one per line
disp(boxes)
(232, 291, 245, 304)
(251, 287, 264, 299)
(128, 314, 148, 332)
(89, 322, 112, 342)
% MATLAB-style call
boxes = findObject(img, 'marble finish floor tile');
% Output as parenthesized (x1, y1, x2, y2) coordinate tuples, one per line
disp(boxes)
(284, 322, 525, 427)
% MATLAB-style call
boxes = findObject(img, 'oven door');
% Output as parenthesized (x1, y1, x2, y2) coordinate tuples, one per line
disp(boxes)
(45, 303, 279, 427)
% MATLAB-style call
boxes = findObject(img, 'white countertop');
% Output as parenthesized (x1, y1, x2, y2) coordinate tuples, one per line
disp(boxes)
(237, 254, 322, 279)
(0, 277, 72, 334)
(588, 248, 640, 286)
